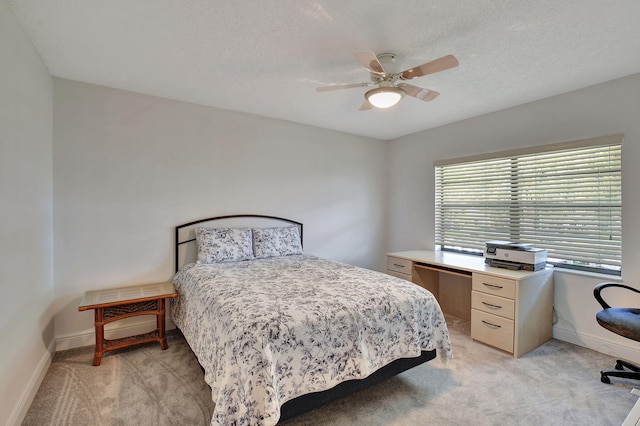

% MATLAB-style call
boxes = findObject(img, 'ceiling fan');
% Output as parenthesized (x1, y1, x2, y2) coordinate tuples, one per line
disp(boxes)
(316, 52, 459, 110)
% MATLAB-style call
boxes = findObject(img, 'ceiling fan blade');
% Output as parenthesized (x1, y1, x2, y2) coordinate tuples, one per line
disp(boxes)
(398, 84, 440, 102)
(316, 82, 373, 92)
(359, 100, 374, 111)
(353, 52, 386, 75)
(400, 54, 459, 80)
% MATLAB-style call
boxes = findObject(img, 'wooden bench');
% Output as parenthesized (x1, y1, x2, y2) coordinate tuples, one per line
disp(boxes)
(78, 282, 178, 366)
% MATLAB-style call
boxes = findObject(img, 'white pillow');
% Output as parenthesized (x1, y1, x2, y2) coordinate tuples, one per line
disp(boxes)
(195, 227, 254, 264)
(252, 226, 303, 259)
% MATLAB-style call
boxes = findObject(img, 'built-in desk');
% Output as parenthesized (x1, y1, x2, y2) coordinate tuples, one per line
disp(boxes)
(387, 250, 554, 358)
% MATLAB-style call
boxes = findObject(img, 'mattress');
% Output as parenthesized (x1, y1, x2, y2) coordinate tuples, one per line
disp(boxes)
(171, 254, 452, 426)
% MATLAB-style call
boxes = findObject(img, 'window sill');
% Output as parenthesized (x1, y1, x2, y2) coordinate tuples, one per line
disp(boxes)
(552, 266, 622, 282)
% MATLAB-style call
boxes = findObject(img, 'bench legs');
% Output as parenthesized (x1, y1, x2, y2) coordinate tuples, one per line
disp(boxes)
(91, 299, 169, 366)
(92, 308, 105, 366)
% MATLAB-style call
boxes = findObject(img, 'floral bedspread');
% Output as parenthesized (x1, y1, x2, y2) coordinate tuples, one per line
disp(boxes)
(171, 254, 452, 426)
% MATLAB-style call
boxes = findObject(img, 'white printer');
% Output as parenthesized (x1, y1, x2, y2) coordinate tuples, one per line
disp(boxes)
(484, 241, 547, 271)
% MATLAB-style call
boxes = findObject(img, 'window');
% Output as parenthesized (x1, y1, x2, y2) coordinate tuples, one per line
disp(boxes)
(434, 134, 622, 275)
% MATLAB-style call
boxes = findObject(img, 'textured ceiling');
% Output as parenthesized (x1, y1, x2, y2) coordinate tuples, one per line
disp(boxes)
(8, 0, 640, 140)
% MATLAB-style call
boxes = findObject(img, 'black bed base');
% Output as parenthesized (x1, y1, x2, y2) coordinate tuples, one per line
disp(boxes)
(279, 349, 437, 422)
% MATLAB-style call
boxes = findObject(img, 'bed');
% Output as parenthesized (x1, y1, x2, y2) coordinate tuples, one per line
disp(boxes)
(171, 214, 452, 425)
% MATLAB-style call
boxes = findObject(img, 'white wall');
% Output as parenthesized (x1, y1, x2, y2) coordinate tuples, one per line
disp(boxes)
(388, 73, 640, 362)
(0, 2, 54, 424)
(52, 79, 388, 348)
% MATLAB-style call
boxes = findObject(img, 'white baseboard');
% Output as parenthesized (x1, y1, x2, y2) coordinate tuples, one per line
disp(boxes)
(55, 318, 176, 351)
(553, 325, 640, 364)
(7, 338, 55, 426)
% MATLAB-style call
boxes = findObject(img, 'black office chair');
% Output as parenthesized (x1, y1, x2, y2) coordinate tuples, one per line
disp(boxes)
(594, 282, 640, 384)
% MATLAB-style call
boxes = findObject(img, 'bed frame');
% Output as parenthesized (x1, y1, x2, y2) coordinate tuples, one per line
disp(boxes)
(173, 214, 437, 422)
(175, 214, 303, 272)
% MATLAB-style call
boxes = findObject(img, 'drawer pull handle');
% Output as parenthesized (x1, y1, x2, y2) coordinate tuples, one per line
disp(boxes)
(393, 263, 405, 268)
(483, 283, 503, 290)
(482, 320, 502, 329)
(482, 301, 502, 310)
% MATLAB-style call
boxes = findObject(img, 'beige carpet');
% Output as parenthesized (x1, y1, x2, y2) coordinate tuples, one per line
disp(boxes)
(23, 317, 638, 425)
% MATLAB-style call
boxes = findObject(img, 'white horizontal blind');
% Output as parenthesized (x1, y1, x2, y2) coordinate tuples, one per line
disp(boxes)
(435, 136, 622, 275)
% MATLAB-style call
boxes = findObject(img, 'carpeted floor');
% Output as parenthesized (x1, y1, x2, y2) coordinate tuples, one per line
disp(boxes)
(23, 316, 639, 425)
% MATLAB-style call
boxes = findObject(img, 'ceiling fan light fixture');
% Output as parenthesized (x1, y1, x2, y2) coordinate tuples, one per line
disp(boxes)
(365, 86, 405, 108)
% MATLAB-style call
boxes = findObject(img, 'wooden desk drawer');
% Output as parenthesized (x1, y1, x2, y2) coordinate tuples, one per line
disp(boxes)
(471, 290, 515, 320)
(387, 257, 412, 275)
(471, 309, 514, 353)
(387, 269, 412, 282)
(472, 273, 516, 299)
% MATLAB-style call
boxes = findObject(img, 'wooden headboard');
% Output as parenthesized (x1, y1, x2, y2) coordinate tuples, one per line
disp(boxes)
(174, 214, 303, 272)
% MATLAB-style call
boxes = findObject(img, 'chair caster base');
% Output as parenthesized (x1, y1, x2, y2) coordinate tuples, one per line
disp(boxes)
(601, 360, 640, 384)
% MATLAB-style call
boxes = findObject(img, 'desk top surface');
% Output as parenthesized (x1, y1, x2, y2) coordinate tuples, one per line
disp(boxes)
(78, 281, 178, 311)
(387, 250, 552, 279)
